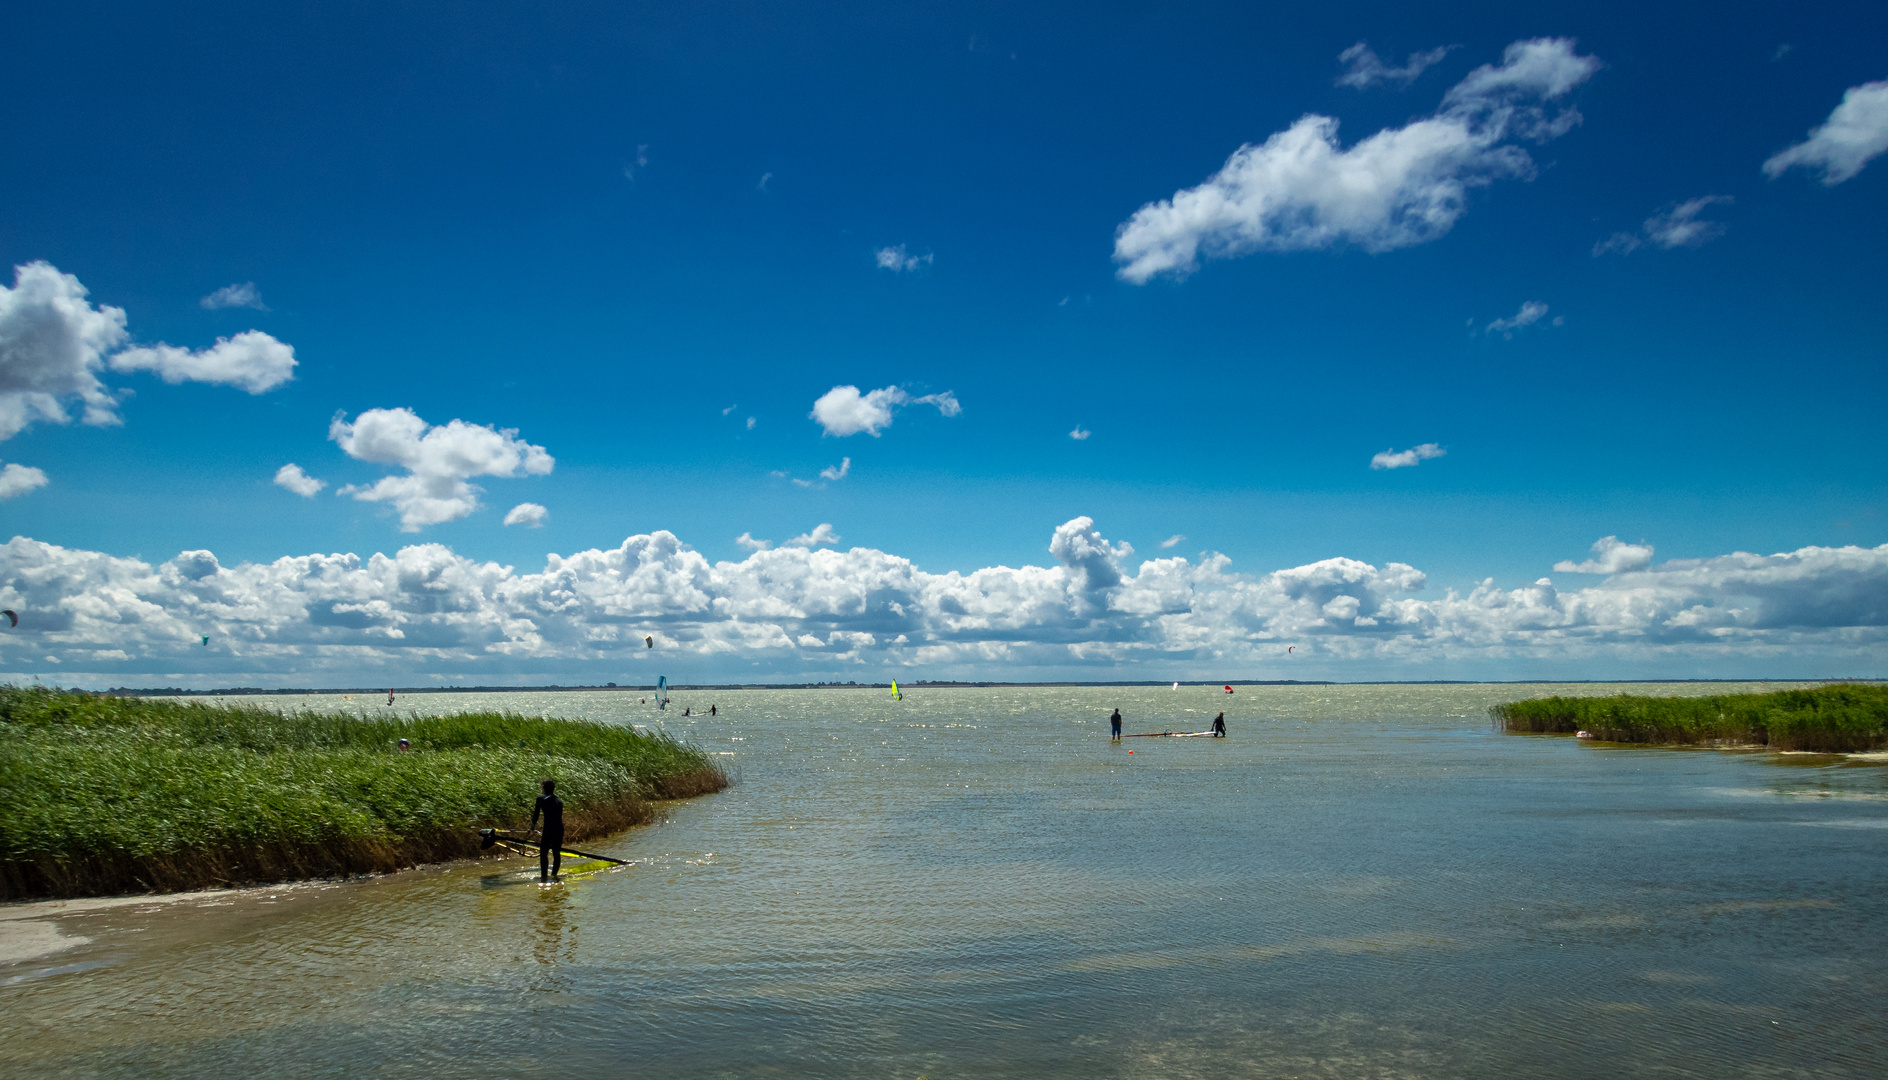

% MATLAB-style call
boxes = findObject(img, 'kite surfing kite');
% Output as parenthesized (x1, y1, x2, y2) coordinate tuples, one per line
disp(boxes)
(200, 635, 210, 646)
(645, 635, 654, 648)
(1, 609, 16, 628)
(1224, 685, 1234, 694)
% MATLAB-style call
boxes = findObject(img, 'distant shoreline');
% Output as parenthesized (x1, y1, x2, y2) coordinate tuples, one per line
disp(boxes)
(95, 677, 1879, 696)
(1494, 684, 1888, 753)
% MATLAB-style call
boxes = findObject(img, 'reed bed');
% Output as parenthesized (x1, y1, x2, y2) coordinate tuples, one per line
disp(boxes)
(0, 686, 726, 900)
(1492, 684, 1888, 752)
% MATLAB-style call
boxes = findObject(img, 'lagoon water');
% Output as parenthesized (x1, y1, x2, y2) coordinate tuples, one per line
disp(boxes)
(4, 683, 1886, 1078)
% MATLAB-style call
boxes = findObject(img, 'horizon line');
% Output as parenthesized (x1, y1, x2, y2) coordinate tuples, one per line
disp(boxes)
(59, 676, 1884, 696)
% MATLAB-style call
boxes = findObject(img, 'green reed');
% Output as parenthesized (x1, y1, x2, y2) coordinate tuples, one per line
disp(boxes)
(1491, 684, 1888, 752)
(0, 686, 726, 899)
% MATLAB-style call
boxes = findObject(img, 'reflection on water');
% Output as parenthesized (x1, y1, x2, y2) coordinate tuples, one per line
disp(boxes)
(532, 887, 575, 967)
(3, 682, 1885, 1078)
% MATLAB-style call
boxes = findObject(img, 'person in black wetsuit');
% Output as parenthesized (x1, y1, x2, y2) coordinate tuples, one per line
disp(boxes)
(529, 778, 565, 882)
(1110, 709, 1122, 740)
(1211, 712, 1226, 737)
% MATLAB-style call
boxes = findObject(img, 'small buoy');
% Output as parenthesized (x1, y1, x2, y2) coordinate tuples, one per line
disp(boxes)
(1127, 750, 1133, 754)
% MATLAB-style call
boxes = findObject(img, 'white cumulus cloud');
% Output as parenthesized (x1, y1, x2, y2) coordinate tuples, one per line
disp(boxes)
(110, 330, 296, 394)
(329, 408, 554, 531)
(7, 521, 1884, 683)
(1764, 80, 1888, 185)
(0, 261, 129, 439)
(1335, 42, 1456, 89)
(200, 283, 268, 311)
(2, 263, 298, 441)
(1070, 426, 1091, 440)
(735, 532, 771, 552)
(273, 464, 325, 498)
(1114, 38, 1600, 283)
(503, 502, 548, 528)
(1554, 536, 1654, 574)
(819, 457, 851, 482)
(786, 523, 841, 548)
(1485, 301, 1550, 338)
(875, 245, 934, 272)
(1594, 195, 1733, 255)
(1160, 534, 1185, 549)
(0, 461, 50, 499)
(1370, 443, 1446, 470)
(623, 144, 650, 181)
(810, 385, 962, 437)
(1645, 196, 1734, 248)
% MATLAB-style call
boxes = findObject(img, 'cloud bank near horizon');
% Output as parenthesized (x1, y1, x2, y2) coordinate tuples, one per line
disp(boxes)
(2, 519, 1884, 686)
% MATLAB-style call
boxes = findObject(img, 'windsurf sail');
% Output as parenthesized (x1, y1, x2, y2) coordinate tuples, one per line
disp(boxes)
(1123, 730, 1215, 738)
(656, 675, 669, 709)
(478, 829, 630, 866)
(891, 679, 902, 701)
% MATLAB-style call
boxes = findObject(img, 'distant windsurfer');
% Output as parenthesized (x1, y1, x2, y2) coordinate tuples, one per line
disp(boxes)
(1211, 712, 1226, 737)
(1110, 709, 1122, 740)
(529, 779, 565, 883)
(387, 689, 395, 706)
(710, 704, 717, 716)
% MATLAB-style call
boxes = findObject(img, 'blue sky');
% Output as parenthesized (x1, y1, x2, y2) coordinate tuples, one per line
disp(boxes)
(1, 2, 1885, 685)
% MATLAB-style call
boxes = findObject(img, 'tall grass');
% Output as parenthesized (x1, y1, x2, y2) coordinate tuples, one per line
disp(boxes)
(1492, 684, 1888, 752)
(0, 686, 726, 900)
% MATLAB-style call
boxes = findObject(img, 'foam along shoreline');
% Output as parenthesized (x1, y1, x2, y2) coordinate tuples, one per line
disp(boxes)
(0, 852, 567, 968)
(0, 884, 307, 967)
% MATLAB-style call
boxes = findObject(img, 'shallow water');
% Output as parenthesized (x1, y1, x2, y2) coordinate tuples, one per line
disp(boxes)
(4, 682, 1886, 1078)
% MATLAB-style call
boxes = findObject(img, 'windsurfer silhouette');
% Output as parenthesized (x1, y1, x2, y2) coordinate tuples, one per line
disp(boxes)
(1212, 712, 1226, 737)
(1110, 709, 1122, 740)
(529, 779, 565, 883)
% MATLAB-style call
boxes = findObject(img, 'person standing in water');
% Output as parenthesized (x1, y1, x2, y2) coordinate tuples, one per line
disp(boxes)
(529, 778, 565, 883)
(1110, 708, 1122, 740)
(1211, 712, 1226, 737)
